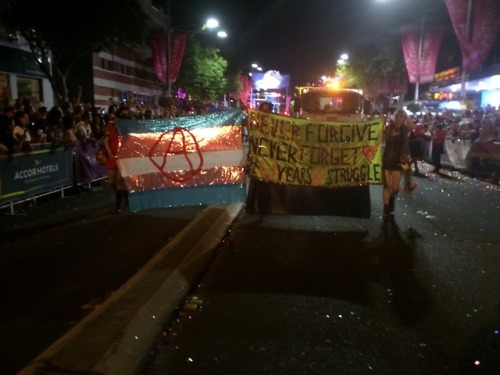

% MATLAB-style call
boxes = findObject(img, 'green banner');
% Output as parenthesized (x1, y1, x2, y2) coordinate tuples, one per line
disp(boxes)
(247, 110, 384, 188)
(0, 144, 73, 204)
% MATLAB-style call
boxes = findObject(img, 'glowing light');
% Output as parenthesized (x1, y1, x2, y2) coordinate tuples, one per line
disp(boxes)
(205, 18, 219, 29)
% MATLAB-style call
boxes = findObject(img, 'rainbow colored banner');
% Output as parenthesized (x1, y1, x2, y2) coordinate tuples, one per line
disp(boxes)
(116, 109, 246, 211)
(247, 110, 384, 188)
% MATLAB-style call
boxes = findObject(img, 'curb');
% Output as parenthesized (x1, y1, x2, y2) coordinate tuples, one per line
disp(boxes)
(18, 202, 244, 375)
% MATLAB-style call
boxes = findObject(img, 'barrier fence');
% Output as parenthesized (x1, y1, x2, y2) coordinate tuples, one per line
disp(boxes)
(441, 138, 500, 180)
(2, 135, 498, 215)
(0, 141, 107, 214)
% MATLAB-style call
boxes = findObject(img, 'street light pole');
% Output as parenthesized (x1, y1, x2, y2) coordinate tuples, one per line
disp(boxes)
(460, 0, 474, 100)
(166, 0, 172, 96)
(165, 0, 227, 97)
(414, 16, 425, 102)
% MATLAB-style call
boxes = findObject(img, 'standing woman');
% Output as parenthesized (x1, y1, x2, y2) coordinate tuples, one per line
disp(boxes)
(382, 109, 411, 220)
(103, 111, 128, 213)
(431, 122, 447, 174)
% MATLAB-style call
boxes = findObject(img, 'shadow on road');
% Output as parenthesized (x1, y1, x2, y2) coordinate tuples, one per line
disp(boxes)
(211, 216, 433, 325)
(373, 220, 433, 324)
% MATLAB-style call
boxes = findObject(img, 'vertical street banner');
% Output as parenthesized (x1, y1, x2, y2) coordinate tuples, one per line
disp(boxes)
(239, 75, 252, 106)
(0, 144, 73, 205)
(115, 109, 246, 211)
(151, 31, 168, 86)
(168, 32, 188, 82)
(401, 24, 444, 84)
(444, 0, 500, 72)
(247, 110, 384, 188)
(150, 32, 188, 86)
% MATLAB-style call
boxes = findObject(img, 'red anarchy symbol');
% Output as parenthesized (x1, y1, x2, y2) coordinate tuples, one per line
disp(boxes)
(149, 127, 204, 183)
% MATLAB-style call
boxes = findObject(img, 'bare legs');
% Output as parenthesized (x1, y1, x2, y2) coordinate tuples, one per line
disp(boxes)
(108, 169, 128, 213)
(383, 169, 401, 219)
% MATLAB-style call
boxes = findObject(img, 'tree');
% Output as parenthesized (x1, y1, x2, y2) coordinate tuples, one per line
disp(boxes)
(335, 62, 358, 88)
(0, 0, 149, 104)
(346, 44, 407, 102)
(176, 38, 228, 102)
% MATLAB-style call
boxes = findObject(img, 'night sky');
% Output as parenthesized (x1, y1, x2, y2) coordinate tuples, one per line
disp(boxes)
(170, 0, 457, 87)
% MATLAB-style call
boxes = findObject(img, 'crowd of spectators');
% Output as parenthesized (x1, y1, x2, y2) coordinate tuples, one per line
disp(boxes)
(0, 96, 232, 156)
(2, 95, 499, 165)
(401, 106, 500, 170)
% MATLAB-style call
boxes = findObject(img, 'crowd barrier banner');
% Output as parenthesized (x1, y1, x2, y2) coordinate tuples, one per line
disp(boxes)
(74, 140, 108, 183)
(247, 110, 384, 187)
(116, 109, 246, 211)
(467, 141, 500, 177)
(441, 138, 471, 170)
(0, 144, 73, 206)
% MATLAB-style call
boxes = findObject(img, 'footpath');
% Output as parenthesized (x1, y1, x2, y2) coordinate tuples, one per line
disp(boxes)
(2, 183, 243, 375)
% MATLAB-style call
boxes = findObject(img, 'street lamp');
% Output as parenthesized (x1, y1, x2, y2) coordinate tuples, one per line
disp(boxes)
(204, 18, 219, 30)
(201, 18, 228, 38)
(166, 3, 227, 96)
(250, 63, 262, 108)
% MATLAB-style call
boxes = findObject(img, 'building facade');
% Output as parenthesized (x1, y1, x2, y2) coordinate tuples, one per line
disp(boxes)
(0, 0, 168, 113)
(0, 40, 55, 110)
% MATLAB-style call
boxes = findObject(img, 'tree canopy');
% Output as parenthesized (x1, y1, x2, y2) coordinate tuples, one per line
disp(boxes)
(176, 38, 229, 102)
(0, 0, 149, 104)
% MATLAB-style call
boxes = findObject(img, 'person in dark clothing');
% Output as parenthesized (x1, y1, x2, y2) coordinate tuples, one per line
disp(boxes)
(431, 122, 447, 174)
(382, 109, 411, 220)
(104, 107, 129, 213)
(245, 101, 279, 214)
(0, 106, 16, 154)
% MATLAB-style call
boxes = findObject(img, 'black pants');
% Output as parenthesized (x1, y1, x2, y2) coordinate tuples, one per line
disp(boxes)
(431, 143, 444, 170)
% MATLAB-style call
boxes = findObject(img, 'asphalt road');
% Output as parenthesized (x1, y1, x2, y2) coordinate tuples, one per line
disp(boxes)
(143, 169, 500, 375)
(2, 166, 499, 375)
(0, 184, 206, 374)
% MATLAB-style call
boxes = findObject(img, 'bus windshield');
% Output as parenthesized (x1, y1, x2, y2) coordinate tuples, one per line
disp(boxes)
(301, 90, 362, 114)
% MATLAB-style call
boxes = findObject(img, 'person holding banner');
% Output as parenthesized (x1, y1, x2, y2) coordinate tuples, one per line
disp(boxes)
(104, 109, 128, 213)
(382, 109, 411, 220)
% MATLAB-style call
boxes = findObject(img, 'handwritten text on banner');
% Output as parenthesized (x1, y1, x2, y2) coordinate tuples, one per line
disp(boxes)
(247, 110, 384, 188)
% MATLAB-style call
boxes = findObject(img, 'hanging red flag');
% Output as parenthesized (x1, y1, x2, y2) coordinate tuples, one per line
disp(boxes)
(401, 24, 444, 84)
(151, 31, 168, 85)
(168, 33, 188, 83)
(444, 0, 500, 72)
(150, 32, 188, 86)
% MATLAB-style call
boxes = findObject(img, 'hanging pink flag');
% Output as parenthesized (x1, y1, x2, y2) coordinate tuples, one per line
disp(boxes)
(239, 75, 252, 104)
(150, 32, 188, 86)
(401, 24, 444, 84)
(151, 31, 167, 85)
(444, 0, 500, 72)
(168, 33, 188, 83)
